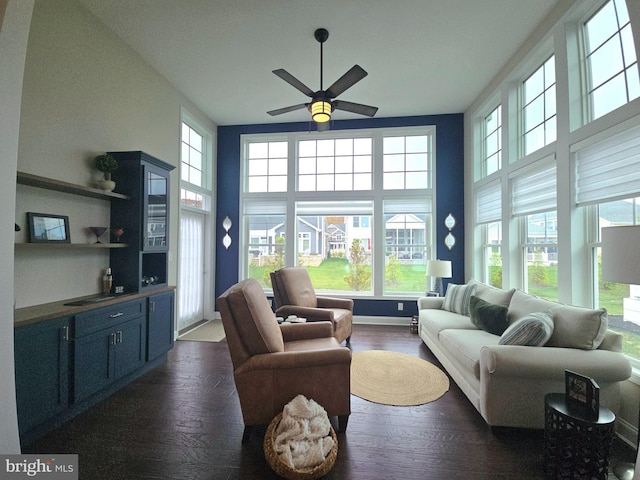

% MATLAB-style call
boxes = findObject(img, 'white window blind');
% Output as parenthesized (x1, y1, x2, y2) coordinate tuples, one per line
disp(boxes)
(511, 162, 557, 216)
(244, 200, 286, 215)
(476, 181, 502, 224)
(296, 200, 373, 216)
(575, 125, 640, 206)
(383, 198, 431, 214)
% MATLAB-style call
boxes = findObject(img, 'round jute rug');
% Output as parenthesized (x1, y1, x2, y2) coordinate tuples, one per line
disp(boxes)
(350, 350, 450, 406)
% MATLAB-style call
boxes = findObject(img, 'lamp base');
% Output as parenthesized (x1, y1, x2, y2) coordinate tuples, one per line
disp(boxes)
(434, 277, 444, 297)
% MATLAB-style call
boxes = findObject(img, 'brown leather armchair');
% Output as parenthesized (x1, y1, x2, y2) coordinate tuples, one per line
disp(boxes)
(270, 267, 353, 344)
(216, 278, 351, 444)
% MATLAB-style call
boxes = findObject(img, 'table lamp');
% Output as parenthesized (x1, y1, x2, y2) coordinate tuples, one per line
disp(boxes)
(601, 225, 640, 480)
(426, 260, 452, 297)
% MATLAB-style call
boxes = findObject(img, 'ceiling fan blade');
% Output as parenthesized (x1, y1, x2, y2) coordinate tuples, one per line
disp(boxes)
(267, 104, 308, 116)
(332, 100, 378, 117)
(273, 69, 315, 97)
(325, 65, 368, 98)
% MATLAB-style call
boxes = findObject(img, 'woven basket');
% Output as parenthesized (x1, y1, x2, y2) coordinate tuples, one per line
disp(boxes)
(263, 412, 338, 480)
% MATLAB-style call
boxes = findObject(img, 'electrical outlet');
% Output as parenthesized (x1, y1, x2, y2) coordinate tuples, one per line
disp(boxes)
(398, 302, 404, 311)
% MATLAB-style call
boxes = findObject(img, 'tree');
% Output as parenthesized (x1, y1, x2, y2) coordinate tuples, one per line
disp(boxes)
(263, 236, 285, 286)
(344, 239, 371, 291)
(386, 254, 400, 286)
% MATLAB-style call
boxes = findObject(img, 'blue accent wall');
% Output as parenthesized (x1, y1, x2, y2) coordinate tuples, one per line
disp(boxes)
(216, 114, 464, 317)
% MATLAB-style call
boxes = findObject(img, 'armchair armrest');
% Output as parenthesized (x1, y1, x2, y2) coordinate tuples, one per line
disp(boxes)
(276, 305, 335, 321)
(239, 347, 352, 372)
(280, 321, 333, 342)
(317, 296, 353, 310)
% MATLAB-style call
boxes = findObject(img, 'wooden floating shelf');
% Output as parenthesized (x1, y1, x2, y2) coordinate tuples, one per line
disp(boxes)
(15, 243, 129, 249)
(17, 171, 130, 200)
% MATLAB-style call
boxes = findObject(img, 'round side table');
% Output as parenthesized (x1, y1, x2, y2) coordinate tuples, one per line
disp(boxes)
(544, 393, 615, 480)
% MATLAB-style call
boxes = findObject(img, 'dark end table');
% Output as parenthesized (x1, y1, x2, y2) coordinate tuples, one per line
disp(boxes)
(544, 392, 615, 479)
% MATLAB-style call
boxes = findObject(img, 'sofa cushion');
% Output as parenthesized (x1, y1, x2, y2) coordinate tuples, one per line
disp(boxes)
(443, 283, 477, 315)
(469, 296, 509, 335)
(439, 329, 500, 380)
(469, 279, 516, 306)
(507, 289, 608, 350)
(420, 309, 478, 338)
(499, 311, 554, 346)
(546, 304, 608, 350)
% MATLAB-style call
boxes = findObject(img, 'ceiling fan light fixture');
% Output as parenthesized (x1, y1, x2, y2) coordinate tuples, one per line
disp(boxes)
(310, 100, 332, 122)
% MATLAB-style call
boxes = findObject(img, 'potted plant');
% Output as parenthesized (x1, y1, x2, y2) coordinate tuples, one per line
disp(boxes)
(95, 153, 118, 191)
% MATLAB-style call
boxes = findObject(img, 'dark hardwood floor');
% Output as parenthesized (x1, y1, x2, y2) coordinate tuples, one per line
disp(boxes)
(24, 324, 635, 479)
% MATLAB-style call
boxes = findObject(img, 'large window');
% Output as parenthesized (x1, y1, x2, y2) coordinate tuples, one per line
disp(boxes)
(523, 56, 557, 156)
(241, 128, 434, 297)
(583, 0, 640, 121)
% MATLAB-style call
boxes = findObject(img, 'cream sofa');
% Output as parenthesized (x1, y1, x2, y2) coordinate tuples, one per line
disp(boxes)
(417, 280, 632, 429)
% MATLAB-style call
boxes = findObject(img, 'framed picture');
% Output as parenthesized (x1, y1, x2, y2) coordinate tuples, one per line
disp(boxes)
(27, 212, 70, 243)
(565, 369, 600, 420)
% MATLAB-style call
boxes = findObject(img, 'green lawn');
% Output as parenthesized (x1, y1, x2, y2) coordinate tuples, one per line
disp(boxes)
(250, 257, 426, 293)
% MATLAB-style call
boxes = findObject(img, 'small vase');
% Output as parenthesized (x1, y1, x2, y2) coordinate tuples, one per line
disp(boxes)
(97, 179, 116, 192)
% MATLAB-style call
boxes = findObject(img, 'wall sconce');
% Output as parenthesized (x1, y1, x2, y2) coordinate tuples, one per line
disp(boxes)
(222, 216, 232, 249)
(444, 213, 456, 250)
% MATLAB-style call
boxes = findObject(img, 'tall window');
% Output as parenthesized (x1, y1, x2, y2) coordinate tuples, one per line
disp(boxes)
(178, 116, 213, 332)
(583, 0, 640, 121)
(512, 161, 558, 300)
(476, 181, 502, 287)
(483, 105, 502, 176)
(241, 127, 434, 297)
(523, 56, 557, 156)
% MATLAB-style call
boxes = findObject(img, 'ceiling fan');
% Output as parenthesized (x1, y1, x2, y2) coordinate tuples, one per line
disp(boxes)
(267, 28, 378, 130)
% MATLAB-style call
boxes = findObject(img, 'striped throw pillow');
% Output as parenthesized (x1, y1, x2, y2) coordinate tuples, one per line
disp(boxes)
(442, 283, 477, 315)
(499, 311, 554, 346)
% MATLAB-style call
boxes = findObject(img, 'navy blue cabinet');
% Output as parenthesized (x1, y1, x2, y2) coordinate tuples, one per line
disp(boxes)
(74, 299, 147, 402)
(14, 316, 71, 436)
(148, 290, 175, 361)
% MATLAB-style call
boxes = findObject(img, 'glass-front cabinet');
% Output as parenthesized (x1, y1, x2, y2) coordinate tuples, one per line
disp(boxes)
(144, 168, 168, 250)
(109, 151, 174, 293)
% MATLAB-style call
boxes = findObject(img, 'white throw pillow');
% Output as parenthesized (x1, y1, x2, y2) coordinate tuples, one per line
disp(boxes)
(499, 311, 554, 346)
(442, 283, 477, 316)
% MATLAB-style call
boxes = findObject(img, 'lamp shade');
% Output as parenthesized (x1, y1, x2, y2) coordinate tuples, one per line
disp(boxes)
(601, 225, 640, 285)
(311, 100, 331, 122)
(427, 260, 452, 278)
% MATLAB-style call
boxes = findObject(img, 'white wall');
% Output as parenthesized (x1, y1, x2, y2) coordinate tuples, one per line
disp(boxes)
(15, 0, 215, 307)
(0, 0, 35, 453)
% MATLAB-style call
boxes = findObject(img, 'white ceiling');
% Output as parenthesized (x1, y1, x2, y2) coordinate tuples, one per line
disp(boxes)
(77, 0, 561, 126)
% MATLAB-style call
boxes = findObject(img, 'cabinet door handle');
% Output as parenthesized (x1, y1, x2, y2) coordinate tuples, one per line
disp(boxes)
(150, 301, 155, 312)
(117, 330, 123, 343)
(109, 312, 124, 318)
(62, 325, 69, 341)
(110, 333, 117, 345)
